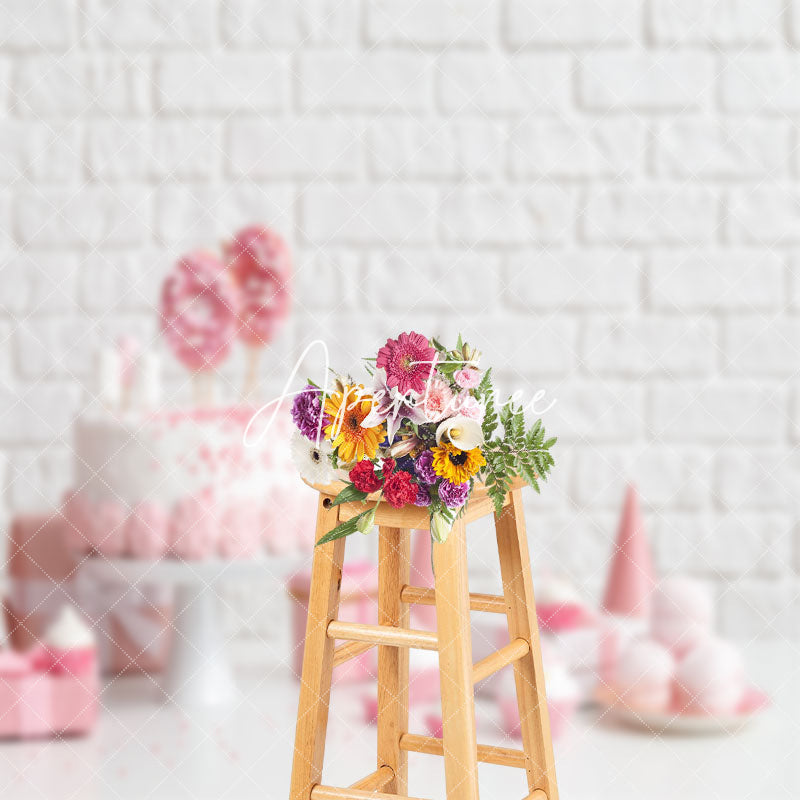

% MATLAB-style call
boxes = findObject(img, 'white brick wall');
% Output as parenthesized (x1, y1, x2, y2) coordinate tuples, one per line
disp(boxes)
(1, 0, 798, 642)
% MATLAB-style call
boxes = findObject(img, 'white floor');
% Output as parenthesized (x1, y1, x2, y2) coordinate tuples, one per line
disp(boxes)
(0, 641, 796, 800)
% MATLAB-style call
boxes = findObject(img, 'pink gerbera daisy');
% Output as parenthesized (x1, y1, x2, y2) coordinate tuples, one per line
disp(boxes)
(376, 331, 436, 396)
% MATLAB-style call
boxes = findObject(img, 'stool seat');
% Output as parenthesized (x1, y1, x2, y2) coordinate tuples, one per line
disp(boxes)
(288, 481, 559, 800)
(303, 476, 527, 530)
(304, 476, 527, 502)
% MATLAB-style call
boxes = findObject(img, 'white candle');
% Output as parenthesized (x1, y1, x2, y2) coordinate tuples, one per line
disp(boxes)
(95, 347, 121, 408)
(131, 351, 161, 410)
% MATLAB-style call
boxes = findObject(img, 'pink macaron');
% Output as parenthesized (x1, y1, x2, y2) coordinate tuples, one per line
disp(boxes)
(651, 577, 714, 658)
(674, 636, 745, 715)
(614, 638, 675, 712)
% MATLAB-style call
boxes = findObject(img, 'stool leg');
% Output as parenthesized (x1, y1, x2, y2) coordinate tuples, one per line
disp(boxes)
(289, 496, 346, 800)
(495, 490, 558, 800)
(433, 519, 480, 800)
(377, 526, 411, 794)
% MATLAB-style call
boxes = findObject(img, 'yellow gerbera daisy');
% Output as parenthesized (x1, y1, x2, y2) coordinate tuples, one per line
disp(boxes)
(324, 384, 384, 463)
(431, 443, 486, 484)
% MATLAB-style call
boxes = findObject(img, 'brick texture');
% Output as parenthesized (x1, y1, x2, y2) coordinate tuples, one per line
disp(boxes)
(0, 0, 796, 642)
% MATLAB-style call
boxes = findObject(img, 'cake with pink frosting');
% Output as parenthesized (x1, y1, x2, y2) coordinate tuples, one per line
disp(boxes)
(64, 401, 313, 561)
(63, 226, 312, 561)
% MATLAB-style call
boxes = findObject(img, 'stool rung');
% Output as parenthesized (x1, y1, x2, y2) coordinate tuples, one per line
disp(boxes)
(400, 585, 507, 614)
(399, 733, 527, 768)
(524, 792, 547, 800)
(349, 765, 394, 791)
(333, 640, 375, 668)
(327, 620, 438, 651)
(473, 637, 530, 684)
(311, 786, 429, 800)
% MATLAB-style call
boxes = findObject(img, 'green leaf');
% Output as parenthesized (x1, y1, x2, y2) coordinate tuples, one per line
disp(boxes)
(316, 508, 375, 546)
(430, 336, 448, 354)
(431, 511, 453, 543)
(476, 367, 492, 393)
(479, 369, 498, 440)
(330, 483, 369, 507)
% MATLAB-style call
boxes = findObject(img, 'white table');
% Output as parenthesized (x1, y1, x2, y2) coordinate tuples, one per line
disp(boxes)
(0, 640, 795, 798)
(82, 556, 302, 709)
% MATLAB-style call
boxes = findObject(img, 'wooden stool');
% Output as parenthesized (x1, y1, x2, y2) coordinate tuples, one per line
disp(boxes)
(289, 477, 559, 800)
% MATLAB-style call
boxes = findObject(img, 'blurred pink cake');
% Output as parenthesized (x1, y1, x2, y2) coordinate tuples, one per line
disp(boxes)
(63, 228, 307, 562)
(65, 401, 315, 561)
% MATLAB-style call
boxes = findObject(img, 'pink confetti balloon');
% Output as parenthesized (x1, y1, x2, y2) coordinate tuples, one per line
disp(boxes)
(224, 225, 291, 347)
(160, 251, 240, 371)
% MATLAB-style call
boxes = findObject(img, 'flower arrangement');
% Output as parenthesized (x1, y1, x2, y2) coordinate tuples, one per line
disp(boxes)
(290, 331, 557, 545)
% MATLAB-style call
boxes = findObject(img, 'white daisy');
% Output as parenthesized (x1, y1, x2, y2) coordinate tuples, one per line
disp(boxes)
(290, 430, 335, 484)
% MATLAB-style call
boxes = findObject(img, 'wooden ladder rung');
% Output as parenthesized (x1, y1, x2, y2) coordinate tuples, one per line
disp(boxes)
(348, 765, 394, 791)
(398, 733, 527, 769)
(473, 637, 530, 684)
(400, 585, 507, 614)
(311, 786, 429, 800)
(333, 639, 375, 668)
(327, 620, 438, 651)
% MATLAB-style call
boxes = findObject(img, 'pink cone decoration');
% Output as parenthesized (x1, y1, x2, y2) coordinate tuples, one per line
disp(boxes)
(601, 484, 654, 618)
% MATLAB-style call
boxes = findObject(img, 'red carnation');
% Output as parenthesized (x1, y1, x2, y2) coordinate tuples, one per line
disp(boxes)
(383, 471, 417, 509)
(381, 458, 396, 478)
(349, 459, 382, 493)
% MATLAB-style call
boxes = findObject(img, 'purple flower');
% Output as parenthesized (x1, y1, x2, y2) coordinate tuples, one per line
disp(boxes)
(414, 485, 432, 507)
(291, 385, 328, 441)
(438, 479, 470, 509)
(396, 455, 415, 473)
(414, 450, 437, 485)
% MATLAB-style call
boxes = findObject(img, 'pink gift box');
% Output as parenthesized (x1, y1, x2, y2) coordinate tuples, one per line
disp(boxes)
(0, 645, 99, 740)
(0, 651, 51, 739)
(288, 561, 378, 683)
(49, 669, 99, 735)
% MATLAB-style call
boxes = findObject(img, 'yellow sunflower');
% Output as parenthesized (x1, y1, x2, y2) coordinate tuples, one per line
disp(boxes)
(324, 384, 384, 463)
(431, 442, 486, 484)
